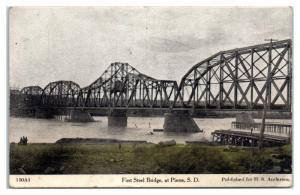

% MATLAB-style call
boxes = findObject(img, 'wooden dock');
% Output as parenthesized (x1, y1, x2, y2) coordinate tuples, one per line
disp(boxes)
(211, 129, 290, 147)
(231, 122, 292, 136)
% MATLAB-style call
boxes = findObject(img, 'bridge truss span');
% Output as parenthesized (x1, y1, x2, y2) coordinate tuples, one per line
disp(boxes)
(21, 39, 292, 114)
(20, 86, 43, 95)
(41, 80, 81, 107)
(175, 39, 292, 111)
(77, 62, 179, 108)
(18, 86, 44, 106)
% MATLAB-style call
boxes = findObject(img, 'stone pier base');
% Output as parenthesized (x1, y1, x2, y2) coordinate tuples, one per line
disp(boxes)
(67, 109, 94, 122)
(108, 110, 127, 127)
(163, 111, 200, 132)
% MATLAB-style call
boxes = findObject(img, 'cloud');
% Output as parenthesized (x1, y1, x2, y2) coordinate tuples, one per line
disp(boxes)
(9, 7, 293, 88)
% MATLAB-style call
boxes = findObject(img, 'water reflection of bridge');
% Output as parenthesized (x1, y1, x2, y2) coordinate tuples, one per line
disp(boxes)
(11, 40, 292, 131)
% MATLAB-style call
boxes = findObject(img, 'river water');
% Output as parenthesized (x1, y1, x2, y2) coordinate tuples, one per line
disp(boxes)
(9, 117, 292, 144)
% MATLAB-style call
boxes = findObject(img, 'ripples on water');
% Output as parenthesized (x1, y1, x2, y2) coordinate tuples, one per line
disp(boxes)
(9, 117, 292, 144)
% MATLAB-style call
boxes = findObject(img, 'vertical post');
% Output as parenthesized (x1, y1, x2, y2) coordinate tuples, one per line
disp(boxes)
(234, 51, 238, 109)
(206, 65, 211, 108)
(134, 80, 137, 107)
(110, 63, 113, 108)
(258, 39, 273, 150)
(182, 86, 184, 106)
(152, 82, 154, 101)
(139, 80, 142, 106)
(250, 49, 254, 109)
(193, 69, 196, 109)
(125, 64, 129, 107)
(287, 43, 292, 110)
(196, 80, 199, 107)
(151, 82, 153, 107)
(120, 63, 124, 106)
(141, 81, 144, 107)
(268, 41, 272, 109)
(160, 85, 163, 108)
(219, 55, 224, 109)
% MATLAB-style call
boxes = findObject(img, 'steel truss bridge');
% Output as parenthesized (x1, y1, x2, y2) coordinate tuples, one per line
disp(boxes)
(18, 39, 292, 114)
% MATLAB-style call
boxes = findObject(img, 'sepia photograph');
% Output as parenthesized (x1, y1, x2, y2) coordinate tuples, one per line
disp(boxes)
(8, 6, 293, 188)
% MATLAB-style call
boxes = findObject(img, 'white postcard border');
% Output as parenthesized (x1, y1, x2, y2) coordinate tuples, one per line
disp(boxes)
(10, 174, 292, 188)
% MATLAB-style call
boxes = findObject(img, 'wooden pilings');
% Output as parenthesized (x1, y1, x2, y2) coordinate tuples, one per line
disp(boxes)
(231, 122, 292, 136)
(212, 130, 290, 147)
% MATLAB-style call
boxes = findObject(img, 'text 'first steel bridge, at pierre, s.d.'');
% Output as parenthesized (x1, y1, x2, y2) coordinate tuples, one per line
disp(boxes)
(13, 39, 292, 119)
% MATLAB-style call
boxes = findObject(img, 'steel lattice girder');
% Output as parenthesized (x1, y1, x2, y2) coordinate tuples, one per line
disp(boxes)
(41, 80, 81, 107)
(20, 86, 43, 95)
(19, 86, 44, 106)
(36, 40, 292, 111)
(174, 39, 292, 111)
(76, 62, 178, 108)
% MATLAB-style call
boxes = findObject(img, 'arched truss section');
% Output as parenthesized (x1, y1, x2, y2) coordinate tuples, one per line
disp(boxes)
(20, 86, 43, 95)
(175, 39, 292, 111)
(41, 80, 81, 107)
(19, 86, 43, 106)
(77, 62, 178, 108)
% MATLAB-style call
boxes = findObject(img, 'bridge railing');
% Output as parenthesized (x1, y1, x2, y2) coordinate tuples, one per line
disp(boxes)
(231, 121, 292, 136)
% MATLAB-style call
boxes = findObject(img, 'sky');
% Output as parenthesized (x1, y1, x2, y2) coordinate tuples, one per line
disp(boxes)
(9, 7, 293, 89)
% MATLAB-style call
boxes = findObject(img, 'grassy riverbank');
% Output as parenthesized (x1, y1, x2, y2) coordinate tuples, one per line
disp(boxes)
(10, 143, 292, 174)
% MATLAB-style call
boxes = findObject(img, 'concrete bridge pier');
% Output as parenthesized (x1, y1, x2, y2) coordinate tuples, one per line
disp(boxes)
(163, 110, 201, 132)
(67, 109, 94, 122)
(108, 109, 127, 127)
